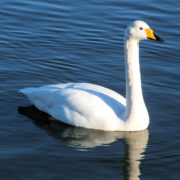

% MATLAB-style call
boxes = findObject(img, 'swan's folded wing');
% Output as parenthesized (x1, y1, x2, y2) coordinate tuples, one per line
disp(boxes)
(20, 83, 126, 130)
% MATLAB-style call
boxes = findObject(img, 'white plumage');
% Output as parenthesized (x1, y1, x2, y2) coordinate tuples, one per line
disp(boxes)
(20, 20, 163, 131)
(20, 83, 126, 130)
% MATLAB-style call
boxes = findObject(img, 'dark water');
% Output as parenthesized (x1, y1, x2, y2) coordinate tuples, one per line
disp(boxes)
(0, 0, 179, 179)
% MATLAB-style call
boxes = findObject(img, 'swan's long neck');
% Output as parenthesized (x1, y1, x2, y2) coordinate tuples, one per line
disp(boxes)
(123, 37, 149, 130)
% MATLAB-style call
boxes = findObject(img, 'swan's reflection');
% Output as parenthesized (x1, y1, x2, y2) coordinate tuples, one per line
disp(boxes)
(18, 105, 149, 180)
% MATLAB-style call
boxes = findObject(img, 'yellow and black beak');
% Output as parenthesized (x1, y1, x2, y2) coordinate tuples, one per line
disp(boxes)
(145, 29, 164, 42)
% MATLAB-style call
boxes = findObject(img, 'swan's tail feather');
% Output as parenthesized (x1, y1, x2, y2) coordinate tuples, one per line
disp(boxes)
(19, 88, 37, 95)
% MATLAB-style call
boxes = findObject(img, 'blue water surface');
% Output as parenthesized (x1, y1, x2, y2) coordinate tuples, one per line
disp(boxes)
(0, 0, 179, 179)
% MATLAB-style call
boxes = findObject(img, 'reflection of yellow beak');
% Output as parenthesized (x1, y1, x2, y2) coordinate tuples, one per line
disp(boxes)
(145, 29, 156, 40)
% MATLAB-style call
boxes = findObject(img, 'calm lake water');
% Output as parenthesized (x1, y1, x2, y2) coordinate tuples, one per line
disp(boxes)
(0, 0, 179, 179)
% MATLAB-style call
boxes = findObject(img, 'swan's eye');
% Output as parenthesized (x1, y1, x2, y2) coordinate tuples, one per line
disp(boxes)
(139, 27, 143, 30)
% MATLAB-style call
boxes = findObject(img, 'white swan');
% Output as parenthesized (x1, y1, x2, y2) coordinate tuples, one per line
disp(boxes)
(19, 20, 164, 131)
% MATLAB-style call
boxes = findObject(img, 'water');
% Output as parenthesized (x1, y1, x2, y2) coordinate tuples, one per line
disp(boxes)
(0, 0, 179, 179)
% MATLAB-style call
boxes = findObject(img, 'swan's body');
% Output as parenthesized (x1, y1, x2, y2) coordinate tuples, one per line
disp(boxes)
(20, 20, 163, 131)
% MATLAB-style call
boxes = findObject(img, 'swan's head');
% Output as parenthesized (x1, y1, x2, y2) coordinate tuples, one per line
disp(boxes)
(126, 20, 164, 42)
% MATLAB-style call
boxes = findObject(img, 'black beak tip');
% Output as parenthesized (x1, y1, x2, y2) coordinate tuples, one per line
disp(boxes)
(158, 38, 165, 43)
(155, 34, 165, 43)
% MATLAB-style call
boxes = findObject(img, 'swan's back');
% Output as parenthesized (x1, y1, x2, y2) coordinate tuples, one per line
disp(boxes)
(20, 83, 126, 131)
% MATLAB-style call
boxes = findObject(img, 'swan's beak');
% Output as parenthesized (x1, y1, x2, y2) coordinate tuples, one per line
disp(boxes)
(145, 29, 164, 42)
